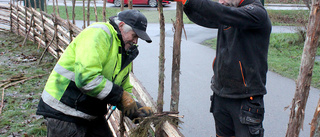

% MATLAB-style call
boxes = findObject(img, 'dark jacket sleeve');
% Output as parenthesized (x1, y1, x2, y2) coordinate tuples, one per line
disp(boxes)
(183, 0, 269, 29)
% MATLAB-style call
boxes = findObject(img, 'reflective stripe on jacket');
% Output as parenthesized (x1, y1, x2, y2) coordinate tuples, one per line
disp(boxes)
(37, 22, 133, 122)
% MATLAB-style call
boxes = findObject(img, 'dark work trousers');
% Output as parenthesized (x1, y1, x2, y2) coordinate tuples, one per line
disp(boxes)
(46, 116, 113, 137)
(210, 94, 265, 137)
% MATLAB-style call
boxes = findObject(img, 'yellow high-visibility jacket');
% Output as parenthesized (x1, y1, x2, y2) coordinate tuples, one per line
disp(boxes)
(36, 22, 136, 123)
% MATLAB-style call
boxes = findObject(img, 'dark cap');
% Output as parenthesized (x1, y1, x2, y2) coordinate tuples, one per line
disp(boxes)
(118, 10, 152, 43)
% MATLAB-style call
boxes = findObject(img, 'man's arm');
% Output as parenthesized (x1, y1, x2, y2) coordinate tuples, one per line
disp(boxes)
(183, 0, 269, 29)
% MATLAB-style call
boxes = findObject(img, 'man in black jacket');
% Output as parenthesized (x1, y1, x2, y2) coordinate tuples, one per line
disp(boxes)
(170, 0, 271, 136)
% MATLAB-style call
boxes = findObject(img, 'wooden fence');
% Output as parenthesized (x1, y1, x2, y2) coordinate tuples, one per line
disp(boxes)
(0, 0, 184, 136)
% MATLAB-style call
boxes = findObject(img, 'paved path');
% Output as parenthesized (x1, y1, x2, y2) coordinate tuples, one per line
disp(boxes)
(1, 0, 317, 136)
(133, 23, 319, 137)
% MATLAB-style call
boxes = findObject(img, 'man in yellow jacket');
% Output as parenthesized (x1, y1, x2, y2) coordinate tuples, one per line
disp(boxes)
(36, 9, 152, 136)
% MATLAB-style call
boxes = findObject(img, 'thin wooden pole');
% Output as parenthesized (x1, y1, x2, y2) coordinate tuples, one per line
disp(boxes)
(32, 0, 36, 43)
(156, 0, 166, 136)
(16, 0, 19, 35)
(55, 0, 60, 16)
(103, 0, 106, 22)
(82, 0, 86, 29)
(72, 0, 76, 24)
(87, 0, 90, 26)
(128, 0, 132, 9)
(64, 0, 73, 41)
(39, 0, 47, 46)
(170, 1, 183, 125)
(52, 0, 55, 15)
(93, 0, 98, 22)
(44, 0, 47, 12)
(121, 0, 124, 11)
(24, 0, 27, 32)
(10, 0, 12, 32)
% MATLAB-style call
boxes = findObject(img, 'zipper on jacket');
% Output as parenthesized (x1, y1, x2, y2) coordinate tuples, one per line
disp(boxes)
(212, 57, 216, 72)
(239, 61, 247, 87)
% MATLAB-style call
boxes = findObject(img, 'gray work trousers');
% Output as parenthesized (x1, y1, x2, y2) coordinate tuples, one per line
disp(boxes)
(46, 116, 113, 137)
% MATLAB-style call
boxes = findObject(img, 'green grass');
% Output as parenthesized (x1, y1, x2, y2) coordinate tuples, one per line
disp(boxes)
(45, 6, 305, 25)
(267, 10, 309, 26)
(201, 33, 320, 89)
(0, 32, 56, 137)
(45, 6, 193, 24)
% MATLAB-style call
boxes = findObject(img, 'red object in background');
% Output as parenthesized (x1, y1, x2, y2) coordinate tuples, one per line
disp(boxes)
(107, 0, 171, 7)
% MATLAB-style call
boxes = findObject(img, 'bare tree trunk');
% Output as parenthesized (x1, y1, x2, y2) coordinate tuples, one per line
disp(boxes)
(286, 0, 320, 136)
(170, 1, 183, 118)
(311, 98, 320, 137)
(156, 0, 166, 136)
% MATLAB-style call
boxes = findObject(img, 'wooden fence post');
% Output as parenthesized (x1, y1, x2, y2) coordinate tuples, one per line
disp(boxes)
(170, 1, 183, 122)
(156, 0, 166, 136)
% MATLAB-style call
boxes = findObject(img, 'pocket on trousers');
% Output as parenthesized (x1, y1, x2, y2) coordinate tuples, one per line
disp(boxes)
(249, 125, 264, 137)
(239, 97, 265, 136)
(210, 94, 214, 113)
(239, 97, 264, 125)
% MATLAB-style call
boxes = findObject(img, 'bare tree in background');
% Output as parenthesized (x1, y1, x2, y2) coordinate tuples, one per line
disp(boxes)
(285, 0, 320, 136)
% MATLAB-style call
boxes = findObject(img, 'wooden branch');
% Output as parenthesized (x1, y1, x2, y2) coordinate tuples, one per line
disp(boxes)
(0, 3, 10, 10)
(38, 30, 57, 64)
(21, 13, 33, 47)
(130, 73, 184, 137)
(0, 74, 47, 114)
(0, 88, 4, 114)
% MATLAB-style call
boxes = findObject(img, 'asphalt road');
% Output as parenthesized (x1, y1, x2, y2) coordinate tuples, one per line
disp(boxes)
(1, 0, 317, 136)
(132, 23, 319, 137)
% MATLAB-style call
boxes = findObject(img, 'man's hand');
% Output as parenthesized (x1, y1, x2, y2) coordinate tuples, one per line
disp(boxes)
(168, 0, 188, 5)
(118, 91, 138, 117)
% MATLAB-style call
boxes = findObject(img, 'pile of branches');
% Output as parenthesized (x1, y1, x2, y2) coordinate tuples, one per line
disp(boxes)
(130, 111, 183, 137)
(0, 74, 46, 114)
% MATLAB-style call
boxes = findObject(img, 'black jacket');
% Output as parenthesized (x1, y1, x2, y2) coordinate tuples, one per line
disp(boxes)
(184, 0, 271, 98)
